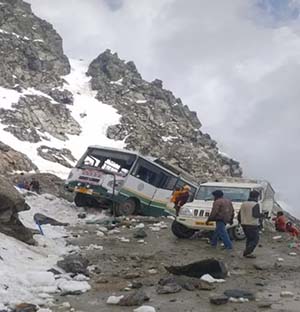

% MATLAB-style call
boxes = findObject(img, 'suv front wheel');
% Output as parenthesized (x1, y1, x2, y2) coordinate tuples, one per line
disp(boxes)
(171, 220, 196, 239)
(228, 224, 245, 240)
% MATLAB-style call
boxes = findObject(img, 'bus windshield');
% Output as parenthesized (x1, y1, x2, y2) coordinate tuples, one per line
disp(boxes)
(195, 186, 251, 202)
(77, 148, 136, 176)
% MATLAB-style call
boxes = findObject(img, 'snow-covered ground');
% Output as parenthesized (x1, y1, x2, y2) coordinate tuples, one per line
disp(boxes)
(0, 59, 124, 178)
(0, 191, 100, 310)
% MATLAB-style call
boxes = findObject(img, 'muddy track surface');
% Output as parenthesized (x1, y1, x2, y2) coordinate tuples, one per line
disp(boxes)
(52, 217, 300, 312)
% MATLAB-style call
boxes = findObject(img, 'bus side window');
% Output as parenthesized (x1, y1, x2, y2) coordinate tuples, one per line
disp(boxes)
(161, 176, 177, 190)
(134, 166, 157, 186)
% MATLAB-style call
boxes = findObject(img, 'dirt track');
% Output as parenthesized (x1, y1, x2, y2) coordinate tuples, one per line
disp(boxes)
(52, 216, 300, 312)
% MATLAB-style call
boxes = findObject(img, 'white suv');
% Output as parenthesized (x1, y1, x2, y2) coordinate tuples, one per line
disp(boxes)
(172, 180, 275, 240)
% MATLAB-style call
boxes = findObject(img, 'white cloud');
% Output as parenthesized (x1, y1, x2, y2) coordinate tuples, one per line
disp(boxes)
(27, 0, 300, 215)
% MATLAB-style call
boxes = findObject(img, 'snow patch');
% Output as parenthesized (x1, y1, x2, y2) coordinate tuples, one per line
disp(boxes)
(0, 59, 125, 179)
(0, 193, 83, 308)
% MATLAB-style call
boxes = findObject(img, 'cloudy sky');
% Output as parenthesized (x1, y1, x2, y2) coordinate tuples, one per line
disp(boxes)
(27, 0, 300, 215)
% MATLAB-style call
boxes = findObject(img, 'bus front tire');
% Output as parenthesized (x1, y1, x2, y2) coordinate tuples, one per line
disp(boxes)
(171, 220, 195, 239)
(116, 198, 137, 216)
(74, 193, 86, 207)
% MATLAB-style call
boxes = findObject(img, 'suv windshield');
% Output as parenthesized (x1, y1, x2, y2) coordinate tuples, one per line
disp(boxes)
(196, 186, 252, 202)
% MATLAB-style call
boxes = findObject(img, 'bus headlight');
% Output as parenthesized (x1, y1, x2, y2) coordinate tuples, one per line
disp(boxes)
(179, 207, 194, 217)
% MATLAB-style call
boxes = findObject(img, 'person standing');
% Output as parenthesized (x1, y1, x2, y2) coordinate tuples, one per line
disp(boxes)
(238, 190, 264, 258)
(173, 185, 191, 216)
(206, 190, 234, 250)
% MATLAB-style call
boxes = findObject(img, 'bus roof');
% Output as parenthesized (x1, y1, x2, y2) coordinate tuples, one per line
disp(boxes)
(87, 145, 198, 187)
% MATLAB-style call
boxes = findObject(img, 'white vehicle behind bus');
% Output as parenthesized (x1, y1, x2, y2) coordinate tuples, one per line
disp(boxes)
(65, 146, 198, 217)
(172, 180, 275, 240)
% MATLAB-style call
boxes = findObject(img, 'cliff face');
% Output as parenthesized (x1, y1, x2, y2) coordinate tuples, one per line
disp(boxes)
(0, 0, 80, 170)
(87, 50, 242, 180)
(0, 0, 70, 90)
(0, 0, 242, 181)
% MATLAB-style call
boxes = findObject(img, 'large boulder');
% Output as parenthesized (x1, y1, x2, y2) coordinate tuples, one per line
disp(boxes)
(0, 175, 34, 244)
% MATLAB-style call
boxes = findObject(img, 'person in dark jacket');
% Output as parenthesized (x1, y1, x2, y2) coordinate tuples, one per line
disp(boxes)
(238, 190, 264, 258)
(30, 177, 40, 194)
(206, 190, 234, 250)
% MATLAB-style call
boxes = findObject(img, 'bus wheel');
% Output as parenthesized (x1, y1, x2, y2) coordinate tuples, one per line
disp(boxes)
(229, 225, 245, 240)
(171, 220, 195, 239)
(116, 198, 137, 216)
(74, 193, 87, 207)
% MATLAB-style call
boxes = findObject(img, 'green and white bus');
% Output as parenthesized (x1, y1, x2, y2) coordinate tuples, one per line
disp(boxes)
(65, 146, 198, 217)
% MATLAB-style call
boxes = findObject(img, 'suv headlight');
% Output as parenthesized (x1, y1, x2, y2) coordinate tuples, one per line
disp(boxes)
(179, 207, 194, 217)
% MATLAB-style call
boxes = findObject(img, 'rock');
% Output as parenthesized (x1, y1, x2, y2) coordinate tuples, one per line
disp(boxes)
(0, 0, 70, 90)
(77, 212, 87, 219)
(118, 290, 149, 306)
(253, 263, 269, 271)
(289, 252, 297, 256)
(148, 269, 158, 275)
(210, 295, 229, 305)
(13, 303, 37, 312)
(96, 277, 108, 284)
(57, 254, 89, 276)
(33, 213, 69, 226)
(124, 272, 141, 279)
(135, 223, 145, 229)
(257, 301, 273, 308)
(131, 281, 143, 289)
(165, 259, 227, 279)
(37, 146, 77, 168)
(229, 297, 249, 303)
(224, 289, 255, 301)
(200, 274, 225, 284)
(280, 291, 294, 298)
(0, 141, 38, 174)
(106, 295, 124, 305)
(134, 306, 156, 312)
(133, 228, 147, 239)
(158, 275, 215, 291)
(156, 283, 182, 294)
(47, 268, 62, 275)
(0, 176, 34, 244)
(49, 89, 74, 104)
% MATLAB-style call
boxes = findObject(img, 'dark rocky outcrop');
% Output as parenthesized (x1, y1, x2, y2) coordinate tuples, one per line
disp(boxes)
(0, 175, 34, 244)
(87, 50, 242, 179)
(57, 254, 90, 276)
(0, 141, 38, 174)
(0, 95, 81, 142)
(37, 146, 76, 168)
(0, 0, 70, 90)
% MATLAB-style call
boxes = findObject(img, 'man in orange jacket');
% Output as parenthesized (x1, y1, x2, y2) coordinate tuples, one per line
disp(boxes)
(171, 185, 191, 216)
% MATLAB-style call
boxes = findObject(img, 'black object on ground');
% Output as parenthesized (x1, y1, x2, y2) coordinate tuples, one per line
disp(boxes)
(165, 258, 227, 279)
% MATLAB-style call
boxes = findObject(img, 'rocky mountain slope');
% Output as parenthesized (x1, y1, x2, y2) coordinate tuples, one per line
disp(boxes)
(0, 0, 242, 181)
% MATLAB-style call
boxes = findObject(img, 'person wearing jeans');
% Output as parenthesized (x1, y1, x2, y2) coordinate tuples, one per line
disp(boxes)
(210, 220, 233, 249)
(238, 190, 264, 258)
(206, 190, 234, 250)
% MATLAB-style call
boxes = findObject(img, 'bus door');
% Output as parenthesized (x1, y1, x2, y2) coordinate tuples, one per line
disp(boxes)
(149, 173, 178, 215)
